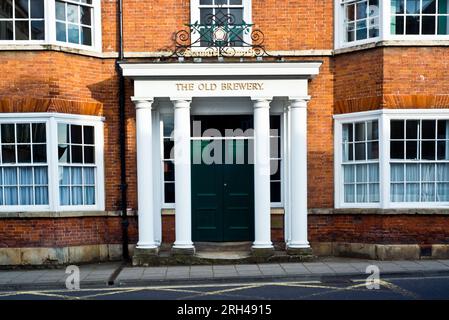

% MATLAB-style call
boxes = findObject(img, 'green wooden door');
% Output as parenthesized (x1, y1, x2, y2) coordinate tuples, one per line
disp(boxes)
(191, 139, 254, 242)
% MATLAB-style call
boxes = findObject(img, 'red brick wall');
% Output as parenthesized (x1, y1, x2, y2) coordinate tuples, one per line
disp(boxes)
(0, 216, 138, 248)
(309, 214, 449, 244)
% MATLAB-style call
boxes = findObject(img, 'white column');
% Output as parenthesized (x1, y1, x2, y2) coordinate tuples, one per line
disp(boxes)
(288, 98, 310, 249)
(171, 98, 195, 252)
(252, 98, 273, 250)
(133, 98, 158, 250)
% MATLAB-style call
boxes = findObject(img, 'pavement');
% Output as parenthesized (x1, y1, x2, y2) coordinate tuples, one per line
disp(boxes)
(1, 257, 449, 291)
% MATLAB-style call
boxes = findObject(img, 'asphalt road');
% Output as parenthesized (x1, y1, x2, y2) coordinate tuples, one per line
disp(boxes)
(1, 273, 449, 300)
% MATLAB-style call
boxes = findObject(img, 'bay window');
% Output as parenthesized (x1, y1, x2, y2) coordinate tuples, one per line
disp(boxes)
(335, 110, 449, 208)
(336, 0, 449, 48)
(0, 0, 101, 51)
(0, 114, 104, 212)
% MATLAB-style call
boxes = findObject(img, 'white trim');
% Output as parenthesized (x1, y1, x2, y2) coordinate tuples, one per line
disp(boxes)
(334, 109, 449, 209)
(120, 62, 322, 78)
(0, 113, 105, 212)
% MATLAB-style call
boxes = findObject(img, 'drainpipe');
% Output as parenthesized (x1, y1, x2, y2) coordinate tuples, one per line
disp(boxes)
(117, 0, 129, 261)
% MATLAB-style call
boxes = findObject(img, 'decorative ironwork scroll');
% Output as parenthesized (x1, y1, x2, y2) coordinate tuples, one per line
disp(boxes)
(167, 9, 271, 58)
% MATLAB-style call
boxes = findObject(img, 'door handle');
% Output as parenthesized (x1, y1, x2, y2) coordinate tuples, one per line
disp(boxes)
(224, 183, 227, 187)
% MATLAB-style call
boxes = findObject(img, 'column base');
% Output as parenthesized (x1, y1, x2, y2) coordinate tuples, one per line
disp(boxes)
(251, 246, 275, 258)
(132, 247, 159, 266)
(171, 246, 196, 256)
(286, 246, 313, 256)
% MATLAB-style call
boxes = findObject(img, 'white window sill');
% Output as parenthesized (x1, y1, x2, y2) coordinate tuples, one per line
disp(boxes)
(334, 39, 449, 55)
(0, 43, 107, 58)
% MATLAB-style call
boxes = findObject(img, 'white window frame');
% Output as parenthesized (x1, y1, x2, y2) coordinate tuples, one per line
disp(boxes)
(190, 0, 253, 49)
(334, 109, 449, 209)
(335, 0, 449, 49)
(0, 113, 104, 212)
(0, 0, 102, 52)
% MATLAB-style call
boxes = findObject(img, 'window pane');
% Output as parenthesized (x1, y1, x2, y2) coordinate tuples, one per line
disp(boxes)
(71, 125, 82, 144)
(67, 4, 79, 23)
(344, 184, 355, 202)
(421, 183, 435, 201)
(164, 161, 175, 181)
(406, 120, 419, 139)
(391, 183, 404, 202)
(356, 20, 367, 40)
(406, 141, 418, 159)
(35, 186, 48, 205)
(19, 187, 33, 205)
(437, 164, 449, 181)
(58, 123, 69, 144)
(71, 167, 82, 184)
(17, 145, 31, 163)
(391, 163, 404, 182)
(81, 26, 91, 45)
(270, 159, 281, 180)
(422, 0, 437, 14)
(56, 22, 66, 42)
(422, 15, 436, 34)
(437, 16, 449, 35)
(71, 186, 83, 205)
(15, 0, 29, 19)
(421, 163, 435, 181)
(437, 183, 449, 201)
(83, 167, 95, 184)
(356, 164, 368, 182)
(439, 0, 449, 13)
(366, 121, 378, 140)
(164, 183, 175, 203)
(4, 167, 17, 184)
(437, 141, 449, 160)
(71, 145, 83, 163)
(0, 0, 13, 18)
(2, 144, 15, 163)
(406, 0, 420, 14)
(405, 183, 420, 201)
(16, 123, 30, 143)
(421, 141, 436, 160)
(30, 0, 44, 18)
(343, 143, 353, 161)
(369, 183, 380, 202)
(270, 182, 281, 202)
(355, 123, 365, 141)
(84, 186, 95, 205)
(391, 15, 405, 34)
(356, 1, 368, 19)
(391, 120, 404, 139)
(406, 163, 420, 181)
(367, 141, 378, 159)
(31, 20, 45, 40)
(344, 165, 355, 183)
(406, 16, 420, 34)
(32, 144, 46, 163)
(59, 166, 70, 184)
(355, 142, 366, 160)
(0, 21, 14, 40)
(15, 20, 29, 40)
(32, 123, 46, 143)
(34, 167, 48, 184)
(83, 126, 94, 144)
(19, 167, 32, 184)
(58, 144, 70, 162)
(56, 1, 66, 20)
(343, 123, 353, 142)
(60, 186, 70, 205)
(80, 6, 91, 25)
(68, 24, 80, 44)
(390, 141, 404, 159)
(84, 146, 94, 163)
(437, 120, 449, 139)
(368, 163, 379, 182)
(5, 187, 18, 205)
(422, 120, 436, 139)
(356, 184, 367, 202)
(391, 0, 404, 14)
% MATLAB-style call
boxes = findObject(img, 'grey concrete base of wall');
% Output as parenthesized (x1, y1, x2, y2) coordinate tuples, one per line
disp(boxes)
(0, 244, 136, 266)
(311, 242, 449, 260)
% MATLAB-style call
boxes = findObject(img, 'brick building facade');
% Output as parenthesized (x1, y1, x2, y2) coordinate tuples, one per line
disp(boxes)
(0, 0, 448, 265)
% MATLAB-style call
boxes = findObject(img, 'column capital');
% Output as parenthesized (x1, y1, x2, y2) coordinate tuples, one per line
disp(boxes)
(131, 97, 154, 110)
(251, 98, 272, 108)
(288, 96, 311, 109)
(171, 98, 192, 108)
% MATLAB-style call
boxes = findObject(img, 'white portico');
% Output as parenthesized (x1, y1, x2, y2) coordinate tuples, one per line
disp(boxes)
(120, 62, 321, 255)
